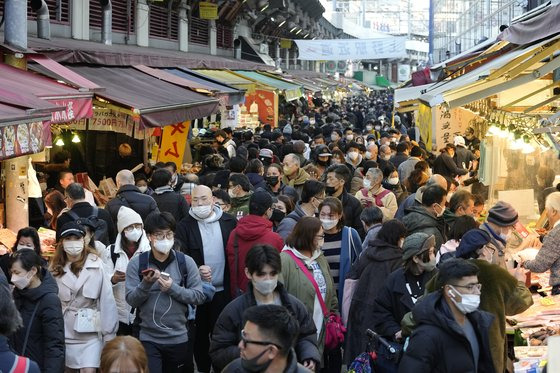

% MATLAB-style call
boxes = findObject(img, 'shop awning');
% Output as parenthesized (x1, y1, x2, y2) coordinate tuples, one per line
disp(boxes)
(376, 76, 392, 88)
(233, 71, 304, 101)
(239, 36, 276, 67)
(0, 63, 93, 124)
(161, 67, 246, 106)
(395, 84, 433, 105)
(0, 102, 52, 126)
(195, 69, 258, 92)
(66, 66, 219, 128)
(27, 54, 101, 90)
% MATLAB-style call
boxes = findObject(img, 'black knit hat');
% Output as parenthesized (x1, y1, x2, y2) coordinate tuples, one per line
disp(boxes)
(487, 201, 519, 227)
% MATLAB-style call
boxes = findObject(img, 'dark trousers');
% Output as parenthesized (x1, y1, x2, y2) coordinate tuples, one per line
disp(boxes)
(193, 290, 230, 372)
(142, 340, 192, 373)
(321, 346, 342, 373)
(117, 322, 133, 336)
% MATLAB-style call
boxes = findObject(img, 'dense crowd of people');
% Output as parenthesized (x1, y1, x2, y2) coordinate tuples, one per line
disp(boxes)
(1, 91, 559, 373)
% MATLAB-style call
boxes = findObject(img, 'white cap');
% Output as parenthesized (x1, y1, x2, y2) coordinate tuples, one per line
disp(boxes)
(454, 136, 466, 147)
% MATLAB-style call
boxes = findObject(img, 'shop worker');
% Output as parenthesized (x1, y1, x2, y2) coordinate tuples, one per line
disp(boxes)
(106, 169, 160, 227)
(324, 164, 364, 236)
(222, 305, 308, 373)
(55, 170, 96, 206)
(164, 162, 186, 194)
(398, 258, 495, 373)
(454, 136, 477, 170)
(56, 182, 116, 245)
(282, 153, 310, 198)
(520, 192, 560, 295)
(125, 211, 205, 373)
(479, 201, 519, 269)
(175, 185, 237, 373)
(228, 173, 254, 220)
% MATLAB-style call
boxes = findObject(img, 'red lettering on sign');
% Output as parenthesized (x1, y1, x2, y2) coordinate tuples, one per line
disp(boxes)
(170, 123, 185, 136)
(164, 142, 180, 158)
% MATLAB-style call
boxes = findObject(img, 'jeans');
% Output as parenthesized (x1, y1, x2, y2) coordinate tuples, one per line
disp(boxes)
(142, 340, 192, 373)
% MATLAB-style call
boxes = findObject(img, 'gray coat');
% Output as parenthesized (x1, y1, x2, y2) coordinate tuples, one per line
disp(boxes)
(276, 203, 308, 240)
(524, 223, 560, 286)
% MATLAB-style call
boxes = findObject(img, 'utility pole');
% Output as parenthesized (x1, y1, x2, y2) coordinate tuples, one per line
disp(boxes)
(428, 0, 434, 65)
(3, 0, 30, 231)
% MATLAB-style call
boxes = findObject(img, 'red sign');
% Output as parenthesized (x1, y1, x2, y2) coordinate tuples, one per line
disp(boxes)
(47, 98, 93, 124)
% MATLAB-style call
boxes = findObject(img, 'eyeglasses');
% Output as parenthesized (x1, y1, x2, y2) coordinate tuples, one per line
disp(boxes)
(240, 330, 281, 349)
(152, 231, 174, 240)
(450, 283, 482, 292)
(315, 234, 325, 239)
(123, 224, 142, 233)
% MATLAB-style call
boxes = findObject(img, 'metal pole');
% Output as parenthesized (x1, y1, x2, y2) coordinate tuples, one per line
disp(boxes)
(4, 0, 27, 50)
(428, 0, 434, 65)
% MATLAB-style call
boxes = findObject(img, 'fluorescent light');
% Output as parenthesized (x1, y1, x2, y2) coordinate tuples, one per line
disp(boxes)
(290, 26, 297, 32)
(296, 29, 302, 35)
(260, 4, 269, 11)
(279, 20, 286, 27)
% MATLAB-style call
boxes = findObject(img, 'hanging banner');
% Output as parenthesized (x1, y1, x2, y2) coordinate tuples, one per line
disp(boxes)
(0, 122, 45, 160)
(68, 108, 135, 136)
(199, 2, 218, 20)
(294, 37, 407, 61)
(47, 98, 93, 124)
(416, 103, 433, 151)
(434, 107, 476, 151)
(158, 121, 191, 168)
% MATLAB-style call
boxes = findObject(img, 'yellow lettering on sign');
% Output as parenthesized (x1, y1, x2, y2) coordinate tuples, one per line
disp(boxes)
(158, 121, 191, 169)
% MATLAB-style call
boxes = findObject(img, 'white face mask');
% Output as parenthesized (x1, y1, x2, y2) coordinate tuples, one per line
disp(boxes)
(192, 205, 213, 219)
(17, 244, 34, 251)
(366, 125, 373, 131)
(153, 238, 174, 254)
(418, 256, 437, 272)
(137, 186, 148, 193)
(228, 188, 237, 199)
(321, 218, 338, 231)
(347, 151, 359, 161)
(448, 286, 480, 314)
(363, 179, 372, 189)
(346, 135, 354, 141)
(11, 271, 34, 290)
(124, 228, 143, 243)
(365, 151, 372, 160)
(381, 154, 391, 161)
(388, 177, 399, 185)
(331, 134, 339, 142)
(447, 192, 454, 203)
(63, 240, 84, 256)
(253, 278, 278, 295)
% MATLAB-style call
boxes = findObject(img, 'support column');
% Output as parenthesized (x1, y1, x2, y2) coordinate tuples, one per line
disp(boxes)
(71, 0, 90, 40)
(209, 20, 217, 55)
(136, 0, 149, 47)
(285, 48, 290, 70)
(178, 0, 189, 52)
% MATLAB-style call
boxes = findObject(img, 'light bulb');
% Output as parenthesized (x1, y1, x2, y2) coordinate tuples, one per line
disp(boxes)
(55, 138, 64, 146)
(72, 133, 81, 143)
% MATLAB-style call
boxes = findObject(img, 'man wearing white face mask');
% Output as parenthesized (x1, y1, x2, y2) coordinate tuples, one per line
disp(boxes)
(399, 258, 495, 373)
(344, 141, 365, 174)
(175, 185, 237, 373)
(356, 168, 398, 222)
(104, 206, 151, 336)
(210, 245, 320, 372)
(125, 212, 205, 373)
(479, 201, 519, 269)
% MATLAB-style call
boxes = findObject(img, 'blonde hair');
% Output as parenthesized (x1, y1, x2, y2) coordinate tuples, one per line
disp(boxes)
(100, 336, 148, 373)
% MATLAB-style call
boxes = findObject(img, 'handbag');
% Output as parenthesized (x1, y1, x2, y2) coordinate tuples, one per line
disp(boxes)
(285, 250, 346, 350)
(74, 308, 101, 333)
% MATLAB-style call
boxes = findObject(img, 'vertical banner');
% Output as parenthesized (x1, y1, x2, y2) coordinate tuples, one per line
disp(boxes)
(158, 121, 191, 168)
(416, 103, 433, 151)
(434, 107, 475, 150)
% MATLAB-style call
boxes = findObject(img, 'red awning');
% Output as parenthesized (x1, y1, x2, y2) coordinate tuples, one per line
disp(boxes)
(28, 54, 101, 90)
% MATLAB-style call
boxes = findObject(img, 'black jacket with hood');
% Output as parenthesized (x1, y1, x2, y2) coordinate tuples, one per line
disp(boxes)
(11, 268, 65, 372)
(106, 184, 160, 227)
(398, 291, 496, 373)
(209, 282, 320, 371)
(402, 206, 446, 251)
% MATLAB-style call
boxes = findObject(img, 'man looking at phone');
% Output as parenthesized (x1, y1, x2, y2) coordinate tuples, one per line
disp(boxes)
(126, 212, 205, 373)
(399, 258, 495, 373)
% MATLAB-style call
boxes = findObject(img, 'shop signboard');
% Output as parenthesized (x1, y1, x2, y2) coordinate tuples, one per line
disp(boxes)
(416, 103, 432, 151)
(398, 64, 411, 81)
(47, 98, 93, 124)
(0, 122, 45, 160)
(244, 89, 278, 126)
(68, 108, 135, 137)
(158, 121, 191, 168)
(336, 61, 347, 73)
(199, 2, 218, 20)
(434, 106, 476, 150)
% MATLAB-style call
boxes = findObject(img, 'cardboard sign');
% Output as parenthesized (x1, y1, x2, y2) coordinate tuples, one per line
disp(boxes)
(158, 121, 191, 168)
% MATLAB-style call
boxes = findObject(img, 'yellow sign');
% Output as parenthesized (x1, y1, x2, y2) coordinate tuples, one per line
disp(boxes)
(416, 103, 433, 151)
(158, 121, 191, 168)
(199, 2, 218, 20)
(280, 39, 292, 49)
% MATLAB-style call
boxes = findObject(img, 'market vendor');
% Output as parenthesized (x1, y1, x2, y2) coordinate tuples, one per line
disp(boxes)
(520, 192, 560, 295)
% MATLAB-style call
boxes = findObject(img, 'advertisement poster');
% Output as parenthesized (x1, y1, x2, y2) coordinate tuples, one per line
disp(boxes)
(0, 122, 45, 161)
(158, 121, 191, 168)
(244, 90, 278, 126)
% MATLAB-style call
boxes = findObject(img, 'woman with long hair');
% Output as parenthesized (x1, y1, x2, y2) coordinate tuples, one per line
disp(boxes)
(44, 190, 67, 230)
(50, 221, 118, 372)
(279, 216, 339, 372)
(10, 249, 65, 372)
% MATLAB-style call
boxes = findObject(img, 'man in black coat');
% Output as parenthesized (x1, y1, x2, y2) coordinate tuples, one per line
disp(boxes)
(105, 169, 159, 226)
(210, 245, 320, 372)
(56, 183, 115, 244)
(175, 185, 237, 373)
(399, 258, 496, 373)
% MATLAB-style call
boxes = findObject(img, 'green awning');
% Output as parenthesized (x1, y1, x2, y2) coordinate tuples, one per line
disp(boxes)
(376, 75, 391, 88)
(234, 71, 304, 101)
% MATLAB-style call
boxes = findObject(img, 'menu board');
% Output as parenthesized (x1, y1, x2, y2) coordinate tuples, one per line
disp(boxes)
(0, 121, 45, 161)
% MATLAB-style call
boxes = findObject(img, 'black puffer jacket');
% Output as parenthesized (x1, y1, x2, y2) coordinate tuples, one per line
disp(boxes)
(402, 206, 446, 251)
(209, 282, 320, 371)
(11, 268, 65, 373)
(106, 184, 160, 225)
(398, 291, 496, 373)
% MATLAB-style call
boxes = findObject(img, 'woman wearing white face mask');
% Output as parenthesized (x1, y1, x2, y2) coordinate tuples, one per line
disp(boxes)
(103, 206, 151, 336)
(209, 245, 321, 372)
(318, 197, 362, 306)
(10, 249, 65, 372)
(382, 166, 409, 205)
(0, 227, 46, 282)
(50, 221, 118, 373)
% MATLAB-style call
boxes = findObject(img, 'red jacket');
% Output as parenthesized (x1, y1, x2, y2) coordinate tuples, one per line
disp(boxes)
(226, 214, 284, 298)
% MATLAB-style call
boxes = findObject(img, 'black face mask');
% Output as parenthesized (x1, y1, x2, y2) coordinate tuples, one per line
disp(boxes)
(240, 348, 273, 372)
(265, 176, 280, 186)
(325, 186, 337, 195)
(270, 208, 286, 223)
(317, 159, 330, 167)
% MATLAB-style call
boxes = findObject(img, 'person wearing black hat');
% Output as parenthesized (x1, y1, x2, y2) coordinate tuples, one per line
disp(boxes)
(50, 222, 118, 371)
(311, 145, 332, 177)
(425, 229, 533, 373)
(480, 201, 519, 269)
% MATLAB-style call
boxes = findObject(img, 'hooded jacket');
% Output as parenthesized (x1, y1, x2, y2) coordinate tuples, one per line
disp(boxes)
(403, 206, 446, 251)
(229, 193, 252, 220)
(225, 215, 284, 298)
(246, 173, 268, 191)
(344, 239, 403, 363)
(11, 269, 65, 372)
(176, 206, 237, 296)
(398, 291, 496, 373)
(209, 282, 320, 371)
(151, 186, 190, 223)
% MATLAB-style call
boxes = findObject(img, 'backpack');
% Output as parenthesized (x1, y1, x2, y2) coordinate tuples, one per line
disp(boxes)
(360, 188, 391, 208)
(9, 356, 32, 373)
(67, 206, 110, 244)
(108, 244, 119, 267)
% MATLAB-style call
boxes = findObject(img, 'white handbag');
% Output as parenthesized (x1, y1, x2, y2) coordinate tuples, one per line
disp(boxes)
(74, 308, 101, 333)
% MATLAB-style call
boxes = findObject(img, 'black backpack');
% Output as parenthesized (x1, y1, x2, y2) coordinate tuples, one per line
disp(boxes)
(67, 206, 110, 244)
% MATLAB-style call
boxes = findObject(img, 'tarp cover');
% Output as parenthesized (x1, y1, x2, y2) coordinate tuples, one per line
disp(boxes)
(67, 66, 219, 128)
(498, 3, 560, 45)
(234, 71, 304, 101)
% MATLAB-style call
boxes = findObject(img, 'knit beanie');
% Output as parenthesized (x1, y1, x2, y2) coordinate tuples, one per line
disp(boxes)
(487, 201, 519, 227)
(455, 229, 491, 258)
(402, 232, 436, 260)
(117, 206, 143, 233)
